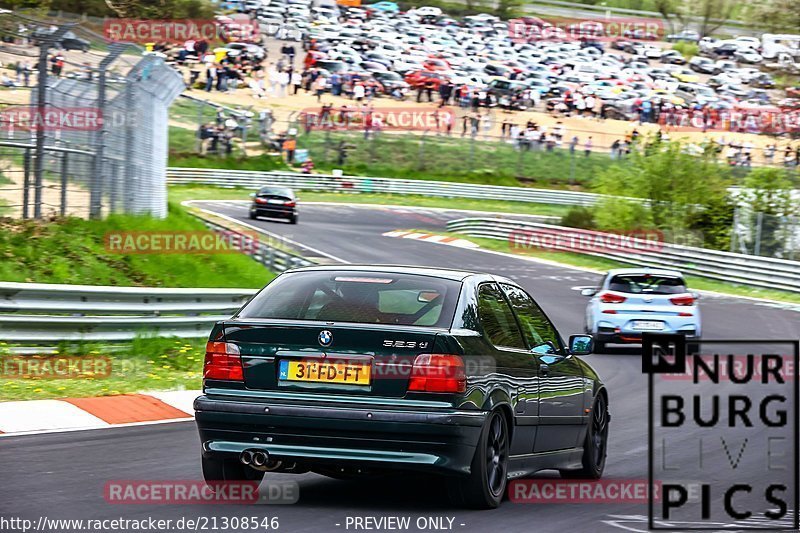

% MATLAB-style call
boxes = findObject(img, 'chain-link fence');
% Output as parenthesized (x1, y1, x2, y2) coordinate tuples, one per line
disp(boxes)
(0, 11, 184, 219)
(732, 209, 800, 260)
(168, 100, 800, 189)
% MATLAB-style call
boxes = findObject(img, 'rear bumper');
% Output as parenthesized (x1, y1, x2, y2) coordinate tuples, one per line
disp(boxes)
(594, 330, 700, 344)
(250, 206, 296, 218)
(194, 396, 486, 475)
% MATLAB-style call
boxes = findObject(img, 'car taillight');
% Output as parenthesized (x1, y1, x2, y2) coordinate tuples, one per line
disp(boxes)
(204, 341, 243, 381)
(408, 354, 465, 393)
(599, 292, 627, 304)
(255, 197, 268, 204)
(670, 295, 695, 306)
(284, 201, 296, 207)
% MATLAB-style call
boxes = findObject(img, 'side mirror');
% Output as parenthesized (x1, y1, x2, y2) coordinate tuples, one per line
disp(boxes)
(569, 334, 593, 356)
(580, 288, 597, 297)
(249, 192, 256, 198)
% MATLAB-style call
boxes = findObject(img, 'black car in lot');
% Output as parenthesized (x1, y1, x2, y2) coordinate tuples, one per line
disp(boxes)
(195, 266, 608, 509)
(32, 29, 90, 51)
(248, 186, 297, 224)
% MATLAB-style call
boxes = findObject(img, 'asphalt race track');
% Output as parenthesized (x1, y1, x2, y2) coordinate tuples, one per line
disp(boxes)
(2, 201, 799, 533)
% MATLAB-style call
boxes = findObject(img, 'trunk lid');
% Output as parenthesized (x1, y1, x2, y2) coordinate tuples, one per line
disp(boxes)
(224, 320, 441, 397)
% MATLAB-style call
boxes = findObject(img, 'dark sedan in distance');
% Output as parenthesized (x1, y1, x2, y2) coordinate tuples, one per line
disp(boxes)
(196, 266, 609, 509)
(249, 186, 298, 224)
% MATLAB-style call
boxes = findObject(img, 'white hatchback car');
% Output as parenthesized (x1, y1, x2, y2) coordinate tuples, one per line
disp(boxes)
(580, 268, 701, 352)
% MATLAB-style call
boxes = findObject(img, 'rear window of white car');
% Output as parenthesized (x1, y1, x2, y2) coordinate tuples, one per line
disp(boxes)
(608, 274, 687, 295)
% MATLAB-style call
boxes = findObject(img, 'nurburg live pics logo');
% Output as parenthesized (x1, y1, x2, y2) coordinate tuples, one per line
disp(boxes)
(643, 333, 799, 530)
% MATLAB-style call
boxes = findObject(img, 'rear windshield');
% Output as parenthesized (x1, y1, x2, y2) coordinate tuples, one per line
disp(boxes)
(257, 187, 293, 197)
(608, 274, 687, 294)
(238, 271, 461, 327)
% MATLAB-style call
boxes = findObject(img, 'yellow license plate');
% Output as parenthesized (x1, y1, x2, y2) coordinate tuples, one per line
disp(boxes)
(279, 360, 371, 385)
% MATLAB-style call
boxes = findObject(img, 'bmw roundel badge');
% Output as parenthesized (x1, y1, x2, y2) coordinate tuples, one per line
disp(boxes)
(318, 330, 333, 347)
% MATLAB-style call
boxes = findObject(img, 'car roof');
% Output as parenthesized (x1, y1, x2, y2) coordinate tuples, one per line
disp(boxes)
(605, 268, 685, 278)
(286, 264, 485, 281)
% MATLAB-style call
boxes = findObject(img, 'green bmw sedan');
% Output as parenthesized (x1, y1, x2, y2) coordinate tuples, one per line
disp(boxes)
(195, 265, 609, 508)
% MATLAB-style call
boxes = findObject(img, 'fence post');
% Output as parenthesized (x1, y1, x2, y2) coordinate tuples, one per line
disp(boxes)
(32, 25, 71, 218)
(109, 161, 118, 213)
(90, 43, 128, 219)
(22, 149, 31, 219)
(568, 148, 576, 185)
(754, 211, 764, 256)
(60, 152, 68, 217)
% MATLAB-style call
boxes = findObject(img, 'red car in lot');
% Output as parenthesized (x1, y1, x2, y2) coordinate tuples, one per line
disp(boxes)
(422, 56, 452, 72)
(404, 70, 450, 90)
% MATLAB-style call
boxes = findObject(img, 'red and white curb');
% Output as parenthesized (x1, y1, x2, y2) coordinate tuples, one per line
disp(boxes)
(382, 230, 479, 249)
(0, 390, 200, 436)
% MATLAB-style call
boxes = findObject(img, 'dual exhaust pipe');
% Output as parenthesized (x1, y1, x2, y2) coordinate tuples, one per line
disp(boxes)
(240, 449, 269, 467)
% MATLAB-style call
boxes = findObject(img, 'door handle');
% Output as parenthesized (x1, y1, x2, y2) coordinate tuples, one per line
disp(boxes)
(540, 363, 549, 377)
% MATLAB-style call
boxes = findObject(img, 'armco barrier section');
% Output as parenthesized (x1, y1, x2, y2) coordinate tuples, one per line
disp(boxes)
(0, 283, 255, 342)
(0, 213, 315, 342)
(166, 168, 601, 206)
(446, 218, 800, 293)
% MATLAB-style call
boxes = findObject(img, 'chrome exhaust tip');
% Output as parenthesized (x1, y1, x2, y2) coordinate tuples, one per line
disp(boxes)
(240, 450, 254, 465)
(253, 451, 268, 467)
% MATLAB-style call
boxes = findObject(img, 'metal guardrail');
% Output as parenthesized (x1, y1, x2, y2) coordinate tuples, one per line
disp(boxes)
(0, 283, 256, 342)
(193, 214, 316, 272)
(166, 168, 601, 206)
(0, 214, 315, 343)
(446, 218, 800, 293)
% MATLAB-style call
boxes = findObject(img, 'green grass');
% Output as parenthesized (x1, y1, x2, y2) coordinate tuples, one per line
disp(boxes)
(0, 202, 273, 288)
(441, 232, 800, 304)
(295, 131, 612, 188)
(169, 184, 572, 218)
(169, 131, 616, 189)
(169, 126, 201, 155)
(169, 98, 220, 126)
(0, 337, 204, 401)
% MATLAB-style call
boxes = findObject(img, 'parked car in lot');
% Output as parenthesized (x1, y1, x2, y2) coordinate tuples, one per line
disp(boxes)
(734, 48, 763, 64)
(581, 268, 701, 352)
(666, 29, 700, 43)
(249, 186, 298, 224)
(196, 266, 608, 509)
(749, 73, 776, 89)
(660, 50, 686, 65)
(689, 56, 716, 74)
(32, 28, 90, 51)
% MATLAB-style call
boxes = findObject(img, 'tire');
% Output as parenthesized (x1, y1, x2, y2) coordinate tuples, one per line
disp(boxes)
(560, 394, 609, 479)
(289, 215, 298, 224)
(592, 335, 606, 353)
(248, 211, 257, 220)
(447, 410, 509, 509)
(202, 455, 264, 490)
